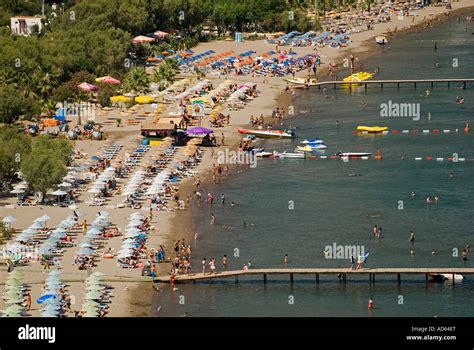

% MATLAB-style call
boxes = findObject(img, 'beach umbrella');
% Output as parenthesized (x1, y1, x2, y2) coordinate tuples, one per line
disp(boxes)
(135, 96, 155, 104)
(37, 294, 56, 304)
(90, 271, 106, 278)
(51, 189, 68, 196)
(10, 188, 25, 194)
(186, 126, 213, 135)
(84, 290, 102, 300)
(87, 188, 102, 194)
(2, 216, 17, 224)
(132, 35, 155, 43)
(58, 182, 72, 188)
(34, 214, 51, 222)
(28, 222, 43, 230)
(95, 76, 121, 84)
(77, 247, 95, 255)
(78, 82, 99, 92)
(3, 304, 23, 317)
(110, 95, 132, 103)
(41, 309, 59, 318)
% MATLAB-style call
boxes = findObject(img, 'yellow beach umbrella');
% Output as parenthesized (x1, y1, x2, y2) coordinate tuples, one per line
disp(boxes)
(135, 96, 155, 104)
(110, 95, 132, 103)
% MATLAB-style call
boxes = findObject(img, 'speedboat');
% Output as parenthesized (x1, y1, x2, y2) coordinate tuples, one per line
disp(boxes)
(375, 35, 388, 45)
(255, 151, 273, 157)
(238, 129, 296, 139)
(302, 139, 324, 144)
(280, 152, 306, 158)
(356, 126, 388, 133)
(335, 151, 371, 158)
(283, 77, 318, 86)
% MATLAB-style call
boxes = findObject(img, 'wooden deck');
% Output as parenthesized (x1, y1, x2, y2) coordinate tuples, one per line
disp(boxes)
(157, 268, 474, 284)
(314, 78, 474, 90)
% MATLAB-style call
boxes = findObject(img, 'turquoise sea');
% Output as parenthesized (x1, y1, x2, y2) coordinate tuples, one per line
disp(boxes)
(156, 14, 474, 316)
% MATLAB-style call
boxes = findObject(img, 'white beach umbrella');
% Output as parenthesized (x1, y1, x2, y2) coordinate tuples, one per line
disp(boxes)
(10, 188, 25, 194)
(51, 189, 68, 196)
(34, 214, 51, 222)
(2, 216, 17, 224)
(87, 188, 102, 194)
(58, 182, 72, 188)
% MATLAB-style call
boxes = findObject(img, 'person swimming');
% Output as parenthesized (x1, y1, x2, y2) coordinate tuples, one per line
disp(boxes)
(434, 195, 440, 202)
(426, 196, 432, 204)
(411, 191, 416, 198)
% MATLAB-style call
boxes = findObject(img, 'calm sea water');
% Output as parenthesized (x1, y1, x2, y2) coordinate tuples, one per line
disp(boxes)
(156, 15, 474, 317)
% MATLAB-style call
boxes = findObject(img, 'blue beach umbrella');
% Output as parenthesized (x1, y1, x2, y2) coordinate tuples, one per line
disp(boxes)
(37, 294, 56, 304)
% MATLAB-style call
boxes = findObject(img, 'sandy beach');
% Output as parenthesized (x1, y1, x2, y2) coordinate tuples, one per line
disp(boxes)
(1, 0, 473, 317)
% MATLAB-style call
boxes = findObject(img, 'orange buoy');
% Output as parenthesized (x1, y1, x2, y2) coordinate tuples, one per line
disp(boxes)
(330, 155, 338, 159)
(375, 149, 382, 161)
(432, 129, 441, 133)
(464, 123, 470, 133)
(392, 130, 401, 134)
(425, 156, 433, 161)
(309, 155, 317, 159)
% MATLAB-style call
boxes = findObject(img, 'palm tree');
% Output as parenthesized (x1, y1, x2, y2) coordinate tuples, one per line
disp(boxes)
(153, 59, 179, 88)
(122, 66, 150, 94)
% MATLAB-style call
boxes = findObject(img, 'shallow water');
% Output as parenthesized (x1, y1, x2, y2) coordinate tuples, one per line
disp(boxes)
(157, 15, 474, 317)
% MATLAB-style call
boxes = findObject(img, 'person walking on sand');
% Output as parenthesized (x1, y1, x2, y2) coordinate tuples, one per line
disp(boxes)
(26, 292, 31, 311)
(221, 193, 225, 206)
(210, 213, 215, 225)
(150, 264, 156, 283)
(82, 219, 88, 233)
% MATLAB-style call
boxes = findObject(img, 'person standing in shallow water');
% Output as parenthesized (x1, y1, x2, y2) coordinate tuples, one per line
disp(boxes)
(222, 255, 228, 269)
(284, 254, 289, 265)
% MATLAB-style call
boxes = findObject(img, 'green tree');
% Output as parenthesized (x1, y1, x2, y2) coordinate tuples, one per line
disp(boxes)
(0, 127, 31, 182)
(20, 136, 73, 200)
(122, 66, 150, 93)
(0, 84, 41, 124)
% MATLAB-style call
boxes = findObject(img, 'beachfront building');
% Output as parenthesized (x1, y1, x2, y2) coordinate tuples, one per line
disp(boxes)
(141, 117, 184, 139)
(10, 16, 45, 36)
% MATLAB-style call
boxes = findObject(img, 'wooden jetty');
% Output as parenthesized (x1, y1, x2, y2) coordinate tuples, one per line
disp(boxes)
(156, 268, 474, 286)
(315, 78, 474, 90)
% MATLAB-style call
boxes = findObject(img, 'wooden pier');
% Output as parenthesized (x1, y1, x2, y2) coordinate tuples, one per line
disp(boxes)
(315, 78, 474, 90)
(157, 268, 474, 285)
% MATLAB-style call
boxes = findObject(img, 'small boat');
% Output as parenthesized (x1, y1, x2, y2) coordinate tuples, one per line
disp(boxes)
(429, 274, 464, 283)
(356, 126, 388, 133)
(249, 147, 265, 153)
(336, 152, 371, 158)
(255, 151, 273, 158)
(283, 77, 318, 86)
(238, 129, 296, 139)
(375, 35, 388, 45)
(302, 139, 324, 144)
(280, 152, 306, 158)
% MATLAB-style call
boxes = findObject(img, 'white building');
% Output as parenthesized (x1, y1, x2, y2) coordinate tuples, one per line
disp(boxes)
(10, 16, 45, 36)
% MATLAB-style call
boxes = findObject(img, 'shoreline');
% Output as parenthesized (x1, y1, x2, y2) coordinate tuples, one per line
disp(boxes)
(128, 1, 474, 316)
